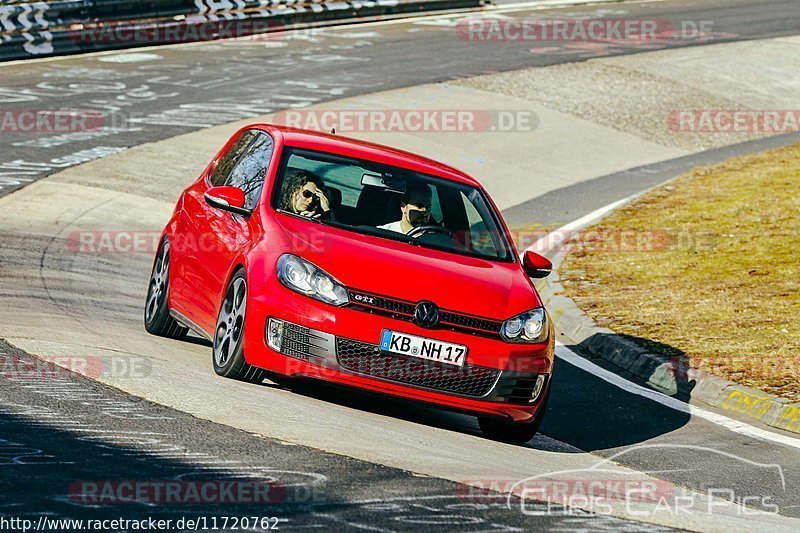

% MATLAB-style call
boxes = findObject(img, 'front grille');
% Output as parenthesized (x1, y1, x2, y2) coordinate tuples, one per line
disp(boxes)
(439, 311, 503, 334)
(336, 338, 500, 398)
(361, 294, 416, 316)
(348, 289, 503, 338)
(349, 290, 415, 319)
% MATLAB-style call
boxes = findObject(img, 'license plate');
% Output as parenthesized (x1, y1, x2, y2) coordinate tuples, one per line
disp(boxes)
(379, 330, 467, 367)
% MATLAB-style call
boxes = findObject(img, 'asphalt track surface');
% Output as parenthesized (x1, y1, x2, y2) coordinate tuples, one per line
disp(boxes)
(2, 0, 800, 530)
(1, 0, 800, 199)
(2, 341, 657, 532)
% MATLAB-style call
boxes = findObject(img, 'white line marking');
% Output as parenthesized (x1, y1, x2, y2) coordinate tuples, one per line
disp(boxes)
(548, 195, 632, 232)
(556, 343, 800, 450)
(522, 192, 637, 256)
(519, 192, 638, 259)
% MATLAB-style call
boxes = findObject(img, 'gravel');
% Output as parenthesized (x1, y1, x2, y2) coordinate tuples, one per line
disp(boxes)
(454, 56, 764, 152)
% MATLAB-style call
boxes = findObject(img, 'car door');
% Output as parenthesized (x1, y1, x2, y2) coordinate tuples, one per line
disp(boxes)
(179, 130, 274, 333)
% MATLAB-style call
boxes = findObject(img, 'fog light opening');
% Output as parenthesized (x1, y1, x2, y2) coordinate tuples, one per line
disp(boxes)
(530, 375, 546, 403)
(267, 318, 284, 352)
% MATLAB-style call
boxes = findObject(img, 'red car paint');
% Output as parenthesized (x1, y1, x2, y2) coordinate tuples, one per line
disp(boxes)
(156, 124, 554, 425)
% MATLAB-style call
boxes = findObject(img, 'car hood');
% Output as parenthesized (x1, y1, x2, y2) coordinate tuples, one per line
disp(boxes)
(274, 214, 541, 320)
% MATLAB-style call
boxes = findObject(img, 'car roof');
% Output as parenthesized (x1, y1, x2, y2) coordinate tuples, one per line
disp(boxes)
(253, 124, 482, 188)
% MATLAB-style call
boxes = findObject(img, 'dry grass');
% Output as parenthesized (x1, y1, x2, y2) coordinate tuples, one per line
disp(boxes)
(560, 143, 800, 401)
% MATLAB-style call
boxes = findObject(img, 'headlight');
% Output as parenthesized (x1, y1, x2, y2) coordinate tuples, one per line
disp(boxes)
(276, 254, 349, 307)
(501, 308, 548, 343)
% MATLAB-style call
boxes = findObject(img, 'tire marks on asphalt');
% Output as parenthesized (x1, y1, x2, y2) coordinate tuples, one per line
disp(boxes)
(0, 342, 658, 531)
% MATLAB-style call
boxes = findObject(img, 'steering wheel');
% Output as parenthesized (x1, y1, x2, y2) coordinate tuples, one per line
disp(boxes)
(407, 225, 455, 238)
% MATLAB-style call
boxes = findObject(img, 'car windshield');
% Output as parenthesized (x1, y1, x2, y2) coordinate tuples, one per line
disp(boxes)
(271, 148, 514, 261)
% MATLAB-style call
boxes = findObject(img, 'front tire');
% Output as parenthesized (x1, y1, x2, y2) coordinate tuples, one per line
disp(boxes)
(212, 270, 265, 384)
(144, 239, 188, 339)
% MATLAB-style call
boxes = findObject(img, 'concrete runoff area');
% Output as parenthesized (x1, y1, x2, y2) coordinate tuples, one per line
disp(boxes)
(2, 36, 800, 529)
(456, 36, 800, 152)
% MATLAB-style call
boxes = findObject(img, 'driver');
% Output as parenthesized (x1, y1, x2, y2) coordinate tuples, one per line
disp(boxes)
(378, 182, 433, 235)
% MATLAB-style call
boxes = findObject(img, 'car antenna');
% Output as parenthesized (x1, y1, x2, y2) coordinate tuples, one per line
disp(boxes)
(330, 128, 336, 134)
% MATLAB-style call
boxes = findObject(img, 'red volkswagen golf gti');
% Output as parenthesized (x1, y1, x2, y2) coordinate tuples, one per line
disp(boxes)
(145, 124, 555, 442)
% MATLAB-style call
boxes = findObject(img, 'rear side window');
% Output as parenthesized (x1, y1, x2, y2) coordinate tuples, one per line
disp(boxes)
(209, 130, 259, 186)
(224, 133, 274, 210)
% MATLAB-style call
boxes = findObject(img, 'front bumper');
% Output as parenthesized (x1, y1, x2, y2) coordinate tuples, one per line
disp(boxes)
(244, 285, 554, 423)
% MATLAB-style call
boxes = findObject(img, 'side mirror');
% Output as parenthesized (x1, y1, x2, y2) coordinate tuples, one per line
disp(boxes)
(523, 250, 552, 278)
(204, 186, 250, 217)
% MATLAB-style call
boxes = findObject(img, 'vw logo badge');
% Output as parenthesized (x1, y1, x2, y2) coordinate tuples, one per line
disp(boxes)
(414, 301, 440, 328)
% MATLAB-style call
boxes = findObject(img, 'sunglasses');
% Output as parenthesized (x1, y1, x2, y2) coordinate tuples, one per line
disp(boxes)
(301, 190, 315, 199)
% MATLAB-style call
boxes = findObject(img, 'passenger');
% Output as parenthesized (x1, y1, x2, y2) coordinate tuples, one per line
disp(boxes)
(279, 170, 331, 219)
(379, 182, 433, 234)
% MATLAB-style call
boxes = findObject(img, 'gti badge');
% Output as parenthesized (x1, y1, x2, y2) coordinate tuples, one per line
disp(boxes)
(353, 293, 376, 305)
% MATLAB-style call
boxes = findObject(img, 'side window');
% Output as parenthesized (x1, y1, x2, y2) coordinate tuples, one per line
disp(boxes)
(430, 185, 443, 222)
(224, 133, 274, 210)
(462, 191, 483, 227)
(209, 130, 259, 186)
(460, 190, 499, 257)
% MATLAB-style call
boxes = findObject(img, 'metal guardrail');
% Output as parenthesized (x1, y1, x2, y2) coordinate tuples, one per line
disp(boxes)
(0, 0, 484, 61)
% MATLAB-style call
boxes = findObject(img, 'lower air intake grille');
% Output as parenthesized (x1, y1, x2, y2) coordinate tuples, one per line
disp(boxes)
(280, 323, 313, 360)
(279, 322, 335, 361)
(336, 338, 500, 398)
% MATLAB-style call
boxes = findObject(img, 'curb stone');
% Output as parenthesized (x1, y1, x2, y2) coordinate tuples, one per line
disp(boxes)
(535, 232, 800, 437)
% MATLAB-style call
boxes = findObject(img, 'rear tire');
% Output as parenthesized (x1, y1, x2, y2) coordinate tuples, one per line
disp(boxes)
(479, 387, 550, 443)
(144, 239, 188, 339)
(212, 270, 265, 384)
